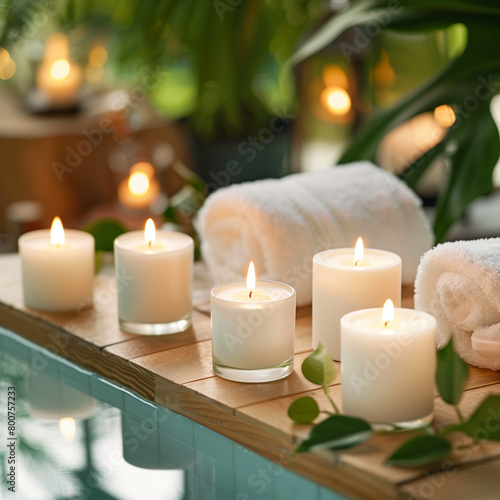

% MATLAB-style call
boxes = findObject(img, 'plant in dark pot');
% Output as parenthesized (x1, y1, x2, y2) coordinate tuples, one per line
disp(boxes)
(1, 0, 325, 188)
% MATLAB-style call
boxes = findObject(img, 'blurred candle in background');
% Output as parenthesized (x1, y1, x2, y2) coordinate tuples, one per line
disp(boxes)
(118, 162, 161, 210)
(36, 33, 82, 107)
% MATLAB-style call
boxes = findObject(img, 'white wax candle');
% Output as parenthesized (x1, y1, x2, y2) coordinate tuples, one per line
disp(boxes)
(211, 280, 296, 382)
(341, 306, 436, 425)
(313, 243, 401, 361)
(19, 223, 94, 312)
(114, 228, 193, 334)
(28, 371, 96, 419)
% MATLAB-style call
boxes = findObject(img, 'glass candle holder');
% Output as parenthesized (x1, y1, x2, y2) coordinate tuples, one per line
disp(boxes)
(114, 230, 193, 335)
(211, 280, 296, 383)
(341, 306, 436, 429)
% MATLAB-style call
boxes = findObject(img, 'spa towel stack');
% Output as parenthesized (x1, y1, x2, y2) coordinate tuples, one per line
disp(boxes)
(198, 162, 433, 307)
(415, 239, 500, 371)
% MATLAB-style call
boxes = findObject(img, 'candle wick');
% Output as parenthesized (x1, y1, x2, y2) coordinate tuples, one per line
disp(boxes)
(148, 240, 152, 248)
(249, 290, 253, 299)
(354, 259, 360, 266)
(384, 320, 389, 327)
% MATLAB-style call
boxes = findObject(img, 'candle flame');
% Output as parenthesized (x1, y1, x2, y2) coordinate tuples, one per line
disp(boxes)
(353, 237, 364, 266)
(50, 217, 65, 246)
(144, 218, 155, 246)
(382, 299, 395, 327)
(246, 261, 256, 298)
(59, 418, 76, 443)
(50, 59, 70, 80)
(128, 171, 150, 196)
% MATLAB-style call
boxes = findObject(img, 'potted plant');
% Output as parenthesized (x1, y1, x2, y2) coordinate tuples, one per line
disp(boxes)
(292, 0, 500, 241)
(0, 0, 325, 186)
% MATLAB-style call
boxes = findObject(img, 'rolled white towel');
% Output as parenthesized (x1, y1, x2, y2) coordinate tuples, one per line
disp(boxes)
(415, 239, 500, 370)
(198, 162, 433, 306)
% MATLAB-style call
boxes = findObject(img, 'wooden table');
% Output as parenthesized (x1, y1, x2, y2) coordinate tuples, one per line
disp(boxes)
(1, 253, 500, 499)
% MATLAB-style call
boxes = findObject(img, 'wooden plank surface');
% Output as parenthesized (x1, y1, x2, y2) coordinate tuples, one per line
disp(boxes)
(1, 254, 500, 500)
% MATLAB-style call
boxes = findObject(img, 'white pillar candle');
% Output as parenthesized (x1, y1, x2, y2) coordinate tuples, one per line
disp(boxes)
(341, 300, 436, 426)
(18, 217, 94, 312)
(211, 262, 296, 383)
(114, 219, 193, 335)
(313, 238, 401, 361)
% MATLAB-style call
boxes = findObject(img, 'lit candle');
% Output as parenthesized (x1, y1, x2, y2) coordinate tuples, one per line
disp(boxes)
(114, 219, 193, 335)
(18, 217, 94, 311)
(313, 238, 401, 361)
(118, 162, 161, 210)
(210, 262, 296, 383)
(36, 34, 82, 107)
(341, 300, 436, 426)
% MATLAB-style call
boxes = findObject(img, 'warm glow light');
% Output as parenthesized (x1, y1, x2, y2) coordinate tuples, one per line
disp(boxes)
(0, 48, 16, 80)
(382, 299, 395, 327)
(246, 261, 256, 297)
(353, 237, 364, 266)
(89, 46, 108, 67)
(322, 65, 348, 89)
(144, 218, 156, 246)
(434, 105, 456, 128)
(50, 59, 70, 80)
(128, 171, 150, 196)
(130, 162, 155, 180)
(50, 217, 65, 246)
(322, 87, 351, 116)
(59, 418, 76, 443)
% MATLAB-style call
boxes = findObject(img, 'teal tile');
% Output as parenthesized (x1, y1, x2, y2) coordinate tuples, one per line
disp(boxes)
(90, 375, 124, 409)
(195, 450, 235, 496)
(236, 471, 275, 500)
(275, 492, 293, 500)
(319, 486, 350, 500)
(30, 348, 59, 377)
(274, 468, 302, 498)
(275, 470, 320, 500)
(159, 407, 194, 446)
(122, 412, 159, 455)
(234, 445, 274, 474)
(124, 391, 159, 428)
(159, 430, 195, 470)
(194, 424, 233, 468)
(195, 474, 235, 500)
(3, 334, 30, 362)
(60, 360, 92, 393)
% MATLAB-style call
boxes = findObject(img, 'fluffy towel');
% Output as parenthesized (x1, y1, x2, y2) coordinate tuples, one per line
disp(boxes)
(198, 162, 433, 306)
(415, 239, 500, 371)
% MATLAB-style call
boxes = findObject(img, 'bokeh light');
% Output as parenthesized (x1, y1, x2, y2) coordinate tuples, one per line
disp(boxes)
(434, 105, 456, 128)
(128, 171, 150, 196)
(321, 86, 351, 116)
(50, 59, 71, 80)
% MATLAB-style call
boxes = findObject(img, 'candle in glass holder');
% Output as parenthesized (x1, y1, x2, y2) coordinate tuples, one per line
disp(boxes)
(36, 33, 82, 107)
(211, 262, 296, 383)
(114, 219, 193, 335)
(118, 162, 160, 209)
(313, 237, 401, 361)
(341, 299, 436, 427)
(18, 217, 94, 312)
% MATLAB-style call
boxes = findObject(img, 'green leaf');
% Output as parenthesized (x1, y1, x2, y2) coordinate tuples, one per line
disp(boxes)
(302, 343, 337, 386)
(436, 338, 468, 406)
(433, 98, 500, 242)
(386, 435, 452, 466)
(461, 395, 500, 441)
(288, 396, 320, 424)
(297, 415, 372, 452)
(83, 219, 128, 252)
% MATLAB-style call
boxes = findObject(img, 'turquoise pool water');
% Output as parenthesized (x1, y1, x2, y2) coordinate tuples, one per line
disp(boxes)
(0, 326, 348, 500)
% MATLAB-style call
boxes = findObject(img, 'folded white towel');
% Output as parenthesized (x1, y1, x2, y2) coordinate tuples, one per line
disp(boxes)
(198, 162, 433, 306)
(415, 239, 500, 370)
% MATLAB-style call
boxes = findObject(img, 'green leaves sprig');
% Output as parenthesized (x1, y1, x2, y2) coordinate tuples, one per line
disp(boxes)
(289, 340, 500, 467)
